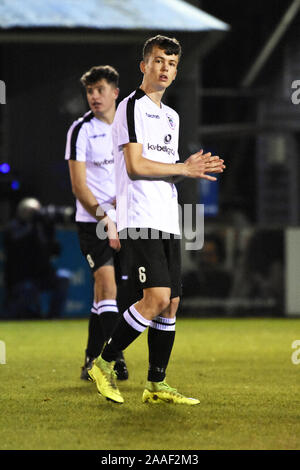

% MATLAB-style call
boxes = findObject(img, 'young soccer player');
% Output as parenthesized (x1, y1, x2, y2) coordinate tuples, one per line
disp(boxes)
(88, 36, 225, 404)
(65, 65, 129, 381)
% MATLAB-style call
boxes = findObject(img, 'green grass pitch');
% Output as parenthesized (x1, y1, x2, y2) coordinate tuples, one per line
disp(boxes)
(0, 317, 300, 450)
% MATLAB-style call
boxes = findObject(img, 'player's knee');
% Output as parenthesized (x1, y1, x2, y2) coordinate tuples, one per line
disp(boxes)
(170, 296, 180, 314)
(171, 296, 180, 308)
(100, 283, 116, 299)
(146, 291, 171, 314)
(157, 296, 170, 313)
(94, 276, 116, 299)
(161, 296, 180, 317)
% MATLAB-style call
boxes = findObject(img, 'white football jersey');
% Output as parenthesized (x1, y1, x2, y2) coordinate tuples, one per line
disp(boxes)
(112, 88, 181, 235)
(65, 111, 116, 222)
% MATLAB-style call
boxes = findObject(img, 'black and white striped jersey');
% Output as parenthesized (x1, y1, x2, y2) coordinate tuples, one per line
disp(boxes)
(65, 111, 116, 222)
(112, 88, 181, 235)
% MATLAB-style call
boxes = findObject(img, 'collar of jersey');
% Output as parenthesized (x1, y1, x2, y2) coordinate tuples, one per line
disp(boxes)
(137, 87, 164, 110)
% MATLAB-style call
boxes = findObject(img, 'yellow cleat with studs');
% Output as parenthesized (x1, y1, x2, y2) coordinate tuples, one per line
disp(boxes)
(142, 381, 200, 405)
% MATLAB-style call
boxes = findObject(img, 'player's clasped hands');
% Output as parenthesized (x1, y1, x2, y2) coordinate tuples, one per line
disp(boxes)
(184, 149, 226, 181)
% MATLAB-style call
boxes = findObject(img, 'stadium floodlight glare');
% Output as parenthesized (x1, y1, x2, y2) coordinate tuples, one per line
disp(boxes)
(0, 163, 10, 173)
(11, 180, 20, 190)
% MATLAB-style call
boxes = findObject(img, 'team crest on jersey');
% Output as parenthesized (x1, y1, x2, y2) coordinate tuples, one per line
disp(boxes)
(166, 113, 176, 130)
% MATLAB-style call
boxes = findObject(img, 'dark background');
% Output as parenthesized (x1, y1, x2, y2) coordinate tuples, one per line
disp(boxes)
(0, 0, 299, 224)
(1, 0, 300, 317)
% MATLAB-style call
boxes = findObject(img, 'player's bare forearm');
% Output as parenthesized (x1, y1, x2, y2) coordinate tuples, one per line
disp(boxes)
(124, 144, 186, 178)
(68, 160, 107, 220)
(72, 183, 120, 250)
(123, 144, 225, 181)
(73, 185, 105, 220)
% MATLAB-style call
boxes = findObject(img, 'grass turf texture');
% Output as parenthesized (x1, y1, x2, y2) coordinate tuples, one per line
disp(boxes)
(0, 317, 299, 450)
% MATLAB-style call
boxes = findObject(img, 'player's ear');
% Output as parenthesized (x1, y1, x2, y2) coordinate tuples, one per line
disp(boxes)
(140, 60, 146, 74)
(114, 87, 120, 99)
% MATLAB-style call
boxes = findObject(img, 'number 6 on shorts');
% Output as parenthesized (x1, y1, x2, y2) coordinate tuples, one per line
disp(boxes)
(138, 266, 146, 283)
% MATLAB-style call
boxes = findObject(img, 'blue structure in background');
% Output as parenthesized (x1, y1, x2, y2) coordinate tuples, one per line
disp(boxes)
(0, 0, 229, 32)
(198, 179, 219, 217)
(53, 228, 93, 318)
(0, 228, 93, 318)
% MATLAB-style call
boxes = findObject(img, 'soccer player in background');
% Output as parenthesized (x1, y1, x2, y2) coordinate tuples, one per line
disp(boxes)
(65, 65, 129, 381)
(88, 36, 226, 404)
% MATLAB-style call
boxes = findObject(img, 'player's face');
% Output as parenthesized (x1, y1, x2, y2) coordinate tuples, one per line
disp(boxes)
(86, 79, 119, 116)
(141, 46, 178, 91)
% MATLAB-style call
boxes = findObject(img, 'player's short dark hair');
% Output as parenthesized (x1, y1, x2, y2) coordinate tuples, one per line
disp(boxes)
(143, 35, 182, 61)
(80, 65, 119, 88)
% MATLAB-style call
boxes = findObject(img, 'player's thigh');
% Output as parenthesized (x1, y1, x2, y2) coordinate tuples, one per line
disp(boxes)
(113, 248, 141, 311)
(121, 230, 172, 292)
(77, 222, 115, 272)
(93, 264, 117, 299)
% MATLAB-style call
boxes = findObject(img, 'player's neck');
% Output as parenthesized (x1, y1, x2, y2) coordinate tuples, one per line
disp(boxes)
(140, 84, 165, 108)
(93, 107, 115, 125)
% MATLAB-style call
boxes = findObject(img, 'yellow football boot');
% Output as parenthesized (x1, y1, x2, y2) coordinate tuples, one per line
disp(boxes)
(142, 381, 200, 405)
(88, 356, 124, 404)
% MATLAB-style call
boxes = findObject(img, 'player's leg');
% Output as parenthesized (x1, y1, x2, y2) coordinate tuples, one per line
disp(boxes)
(99, 234, 172, 363)
(93, 263, 118, 341)
(101, 286, 171, 361)
(113, 249, 139, 380)
(77, 222, 128, 380)
(145, 236, 180, 384)
(88, 233, 171, 402)
(93, 262, 129, 380)
(88, 285, 170, 403)
(81, 262, 115, 380)
(78, 222, 110, 378)
(143, 236, 200, 405)
(143, 295, 199, 405)
(146, 296, 179, 383)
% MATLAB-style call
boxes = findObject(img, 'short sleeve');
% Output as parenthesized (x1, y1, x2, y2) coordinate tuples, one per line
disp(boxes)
(65, 121, 88, 161)
(113, 96, 144, 148)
